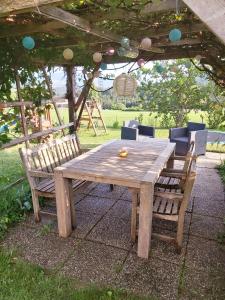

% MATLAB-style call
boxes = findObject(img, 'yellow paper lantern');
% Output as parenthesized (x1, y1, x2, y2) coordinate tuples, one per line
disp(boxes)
(113, 73, 137, 97)
(140, 37, 152, 50)
(93, 52, 102, 63)
(63, 48, 74, 60)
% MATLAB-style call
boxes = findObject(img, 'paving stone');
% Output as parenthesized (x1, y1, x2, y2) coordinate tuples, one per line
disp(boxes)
(90, 183, 125, 199)
(71, 211, 102, 239)
(60, 240, 128, 285)
(75, 195, 116, 215)
(115, 254, 180, 300)
(132, 235, 186, 266)
(186, 236, 225, 272)
(1, 225, 76, 269)
(201, 152, 225, 161)
(193, 196, 225, 218)
(179, 267, 225, 300)
(106, 200, 131, 220)
(197, 158, 221, 169)
(190, 214, 225, 240)
(120, 188, 132, 201)
(86, 215, 133, 250)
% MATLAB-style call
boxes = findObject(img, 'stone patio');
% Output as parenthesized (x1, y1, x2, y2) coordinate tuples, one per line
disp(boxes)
(1, 152, 225, 299)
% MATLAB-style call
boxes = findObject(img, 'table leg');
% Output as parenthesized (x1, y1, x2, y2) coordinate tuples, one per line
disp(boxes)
(55, 170, 72, 237)
(137, 183, 153, 259)
(167, 150, 175, 169)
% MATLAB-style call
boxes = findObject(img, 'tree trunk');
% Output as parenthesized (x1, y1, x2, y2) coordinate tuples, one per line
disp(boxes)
(66, 65, 76, 134)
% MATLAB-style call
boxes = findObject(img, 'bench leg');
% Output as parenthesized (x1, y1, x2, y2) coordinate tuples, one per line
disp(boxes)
(110, 184, 114, 191)
(176, 214, 185, 254)
(32, 190, 41, 222)
(131, 189, 139, 242)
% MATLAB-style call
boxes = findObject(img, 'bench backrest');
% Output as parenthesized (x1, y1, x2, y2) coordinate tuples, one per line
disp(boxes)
(19, 135, 81, 188)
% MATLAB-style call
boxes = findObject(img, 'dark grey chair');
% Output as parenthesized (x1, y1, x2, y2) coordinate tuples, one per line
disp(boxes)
(122, 120, 155, 140)
(121, 126, 138, 140)
(169, 122, 208, 156)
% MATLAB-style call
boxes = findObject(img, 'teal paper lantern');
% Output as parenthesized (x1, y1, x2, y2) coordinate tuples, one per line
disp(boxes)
(169, 29, 182, 42)
(117, 47, 127, 57)
(120, 36, 130, 49)
(155, 64, 164, 73)
(22, 36, 35, 50)
(100, 63, 107, 70)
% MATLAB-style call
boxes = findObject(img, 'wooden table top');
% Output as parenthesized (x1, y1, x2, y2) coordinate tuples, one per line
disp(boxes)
(57, 139, 175, 188)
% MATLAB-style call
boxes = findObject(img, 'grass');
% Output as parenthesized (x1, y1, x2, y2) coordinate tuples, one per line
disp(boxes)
(52, 108, 207, 128)
(0, 250, 152, 300)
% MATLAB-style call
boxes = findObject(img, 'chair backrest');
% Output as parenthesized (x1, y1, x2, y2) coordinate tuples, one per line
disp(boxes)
(121, 126, 138, 140)
(183, 141, 196, 175)
(123, 120, 139, 128)
(19, 134, 81, 187)
(187, 122, 205, 132)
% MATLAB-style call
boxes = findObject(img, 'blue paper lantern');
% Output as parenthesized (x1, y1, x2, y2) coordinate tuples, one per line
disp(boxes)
(117, 47, 127, 57)
(22, 36, 35, 50)
(120, 36, 130, 49)
(100, 63, 107, 70)
(155, 64, 164, 73)
(169, 29, 182, 42)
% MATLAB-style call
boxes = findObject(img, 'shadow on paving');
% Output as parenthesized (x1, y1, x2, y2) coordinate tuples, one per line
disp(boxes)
(1, 153, 225, 299)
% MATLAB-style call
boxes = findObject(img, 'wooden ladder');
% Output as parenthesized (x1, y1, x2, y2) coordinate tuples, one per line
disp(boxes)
(79, 99, 107, 136)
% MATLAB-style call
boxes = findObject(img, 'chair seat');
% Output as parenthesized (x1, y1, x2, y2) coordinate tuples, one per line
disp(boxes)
(153, 195, 180, 215)
(36, 179, 86, 195)
(156, 175, 181, 191)
(171, 137, 188, 143)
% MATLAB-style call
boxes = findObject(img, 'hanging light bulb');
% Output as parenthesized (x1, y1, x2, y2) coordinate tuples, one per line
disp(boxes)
(137, 58, 145, 68)
(93, 52, 102, 63)
(120, 36, 130, 49)
(22, 36, 35, 50)
(169, 28, 182, 42)
(63, 48, 74, 60)
(106, 47, 115, 56)
(140, 37, 152, 50)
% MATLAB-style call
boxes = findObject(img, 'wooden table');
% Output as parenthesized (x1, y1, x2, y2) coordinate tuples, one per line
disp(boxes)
(54, 139, 175, 259)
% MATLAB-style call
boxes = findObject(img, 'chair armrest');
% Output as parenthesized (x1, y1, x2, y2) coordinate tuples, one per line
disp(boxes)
(169, 127, 187, 139)
(29, 170, 54, 178)
(138, 125, 155, 137)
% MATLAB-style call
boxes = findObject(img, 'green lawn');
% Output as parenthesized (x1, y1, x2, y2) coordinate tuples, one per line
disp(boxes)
(53, 108, 207, 128)
(0, 250, 150, 300)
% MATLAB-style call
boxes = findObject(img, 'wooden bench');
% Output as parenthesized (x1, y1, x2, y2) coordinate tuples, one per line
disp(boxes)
(19, 134, 89, 223)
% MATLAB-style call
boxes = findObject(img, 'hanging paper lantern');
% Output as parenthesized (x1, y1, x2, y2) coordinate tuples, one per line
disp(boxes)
(137, 58, 145, 68)
(22, 36, 35, 50)
(63, 48, 74, 60)
(124, 47, 139, 59)
(100, 63, 107, 70)
(117, 47, 127, 57)
(140, 37, 152, 50)
(120, 36, 130, 49)
(106, 47, 115, 56)
(169, 28, 182, 42)
(155, 64, 164, 73)
(170, 65, 179, 72)
(113, 73, 137, 97)
(93, 52, 102, 63)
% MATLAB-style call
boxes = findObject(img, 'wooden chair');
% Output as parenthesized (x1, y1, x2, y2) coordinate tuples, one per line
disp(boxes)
(155, 142, 196, 192)
(131, 170, 196, 253)
(19, 134, 89, 224)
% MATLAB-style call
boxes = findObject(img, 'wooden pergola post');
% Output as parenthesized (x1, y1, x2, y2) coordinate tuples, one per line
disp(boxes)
(14, 68, 29, 148)
(65, 65, 77, 134)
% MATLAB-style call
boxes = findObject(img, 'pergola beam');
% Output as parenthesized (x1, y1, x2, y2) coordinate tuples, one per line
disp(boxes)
(0, 0, 66, 17)
(140, 0, 186, 15)
(183, 0, 225, 46)
(37, 6, 164, 53)
(0, 21, 67, 38)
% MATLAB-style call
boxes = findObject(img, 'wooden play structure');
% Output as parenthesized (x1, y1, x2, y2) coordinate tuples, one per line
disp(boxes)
(78, 99, 107, 136)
